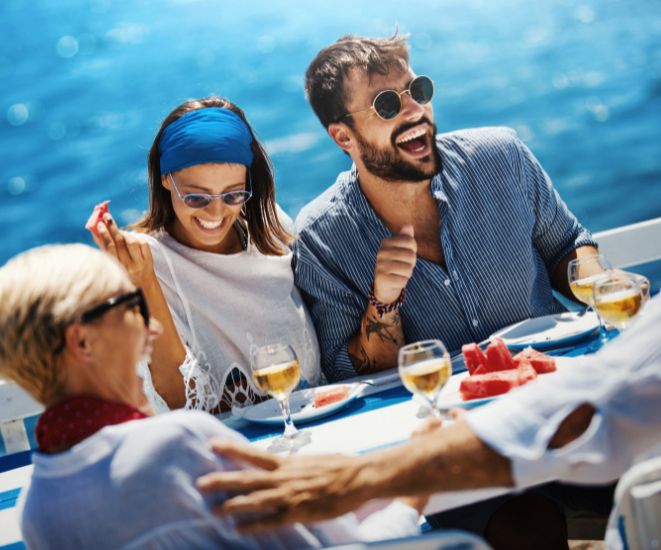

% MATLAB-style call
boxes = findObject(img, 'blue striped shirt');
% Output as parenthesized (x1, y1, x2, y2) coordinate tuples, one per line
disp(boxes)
(294, 127, 597, 382)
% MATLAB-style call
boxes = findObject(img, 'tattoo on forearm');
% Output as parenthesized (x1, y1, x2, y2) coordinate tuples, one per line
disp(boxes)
(364, 314, 401, 345)
(348, 346, 379, 373)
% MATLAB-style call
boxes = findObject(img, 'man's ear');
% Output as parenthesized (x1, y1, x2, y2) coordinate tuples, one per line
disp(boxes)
(328, 123, 354, 155)
(64, 324, 93, 362)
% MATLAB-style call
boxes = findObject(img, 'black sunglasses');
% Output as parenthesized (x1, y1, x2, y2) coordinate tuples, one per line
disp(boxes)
(343, 75, 434, 121)
(168, 171, 253, 209)
(80, 289, 150, 327)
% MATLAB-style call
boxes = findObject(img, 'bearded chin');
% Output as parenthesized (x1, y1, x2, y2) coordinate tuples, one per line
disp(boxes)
(357, 134, 440, 183)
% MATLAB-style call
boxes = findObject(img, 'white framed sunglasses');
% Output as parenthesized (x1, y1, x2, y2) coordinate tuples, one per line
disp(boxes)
(167, 172, 253, 208)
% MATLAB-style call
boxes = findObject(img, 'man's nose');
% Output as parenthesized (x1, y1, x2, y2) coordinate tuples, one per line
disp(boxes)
(399, 90, 426, 119)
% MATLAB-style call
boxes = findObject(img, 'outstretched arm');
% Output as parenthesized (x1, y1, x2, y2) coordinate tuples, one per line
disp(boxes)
(197, 403, 601, 531)
(197, 419, 511, 531)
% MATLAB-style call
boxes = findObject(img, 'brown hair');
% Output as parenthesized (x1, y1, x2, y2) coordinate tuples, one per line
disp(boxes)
(132, 96, 291, 255)
(305, 34, 410, 129)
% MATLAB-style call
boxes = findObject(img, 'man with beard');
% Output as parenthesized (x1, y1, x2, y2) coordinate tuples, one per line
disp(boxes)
(295, 34, 600, 382)
(290, 34, 608, 548)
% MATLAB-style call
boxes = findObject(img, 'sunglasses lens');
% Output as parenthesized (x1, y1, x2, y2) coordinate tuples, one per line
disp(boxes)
(411, 76, 434, 105)
(374, 91, 401, 120)
(223, 191, 252, 206)
(183, 194, 212, 208)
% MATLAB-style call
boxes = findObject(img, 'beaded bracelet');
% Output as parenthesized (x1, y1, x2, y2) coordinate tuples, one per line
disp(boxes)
(367, 287, 406, 318)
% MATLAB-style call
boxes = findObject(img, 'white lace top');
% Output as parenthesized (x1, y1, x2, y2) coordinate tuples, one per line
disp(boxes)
(137, 225, 323, 413)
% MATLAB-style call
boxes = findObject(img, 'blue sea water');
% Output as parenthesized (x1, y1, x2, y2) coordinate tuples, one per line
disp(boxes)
(1, 0, 660, 265)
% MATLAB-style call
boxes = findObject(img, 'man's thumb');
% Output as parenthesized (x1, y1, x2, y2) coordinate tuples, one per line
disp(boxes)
(400, 224, 414, 237)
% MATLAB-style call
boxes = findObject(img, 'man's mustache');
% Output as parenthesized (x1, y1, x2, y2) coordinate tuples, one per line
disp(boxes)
(391, 117, 434, 145)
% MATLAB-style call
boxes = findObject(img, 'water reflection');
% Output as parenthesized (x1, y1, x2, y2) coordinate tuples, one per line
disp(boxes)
(0, 0, 660, 264)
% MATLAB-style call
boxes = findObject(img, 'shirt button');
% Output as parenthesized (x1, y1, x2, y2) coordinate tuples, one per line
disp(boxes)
(472, 319, 479, 327)
(444, 279, 451, 286)
(453, 270, 459, 280)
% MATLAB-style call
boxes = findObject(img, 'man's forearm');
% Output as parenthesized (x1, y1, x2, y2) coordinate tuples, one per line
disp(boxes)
(553, 244, 601, 299)
(347, 305, 405, 374)
(354, 420, 514, 500)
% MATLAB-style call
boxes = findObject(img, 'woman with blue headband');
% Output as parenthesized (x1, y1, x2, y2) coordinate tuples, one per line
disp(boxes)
(88, 97, 323, 413)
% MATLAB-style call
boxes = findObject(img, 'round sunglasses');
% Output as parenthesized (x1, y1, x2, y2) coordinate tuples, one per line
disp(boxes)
(343, 75, 434, 121)
(167, 172, 253, 209)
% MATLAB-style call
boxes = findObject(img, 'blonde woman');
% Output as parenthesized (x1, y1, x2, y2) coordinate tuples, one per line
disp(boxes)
(0, 244, 426, 549)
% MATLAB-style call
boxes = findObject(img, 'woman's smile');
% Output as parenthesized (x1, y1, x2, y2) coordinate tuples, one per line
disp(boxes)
(194, 216, 227, 232)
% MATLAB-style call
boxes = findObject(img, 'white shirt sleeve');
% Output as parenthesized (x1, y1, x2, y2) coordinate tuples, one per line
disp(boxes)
(466, 294, 661, 488)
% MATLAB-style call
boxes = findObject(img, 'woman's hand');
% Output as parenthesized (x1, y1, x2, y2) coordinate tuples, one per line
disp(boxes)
(92, 212, 155, 287)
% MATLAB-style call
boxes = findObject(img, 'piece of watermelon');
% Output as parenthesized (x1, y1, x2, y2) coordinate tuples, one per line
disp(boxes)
(459, 369, 521, 400)
(516, 359, 539, 384)
(484, 338, 515, 372)
(459, 361, 538, 401)
(313, 386, 350, 408)
(462, 343, 488, 375)
(85, 201, 110, 239)
(514, 348, 557, 374)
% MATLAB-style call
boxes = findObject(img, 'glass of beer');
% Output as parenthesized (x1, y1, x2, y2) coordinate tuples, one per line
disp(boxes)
(593, 274, 643, 331)
(568, 254, 611, 342)
(251, 344, 303, 444)
(398, 340, 452, 417)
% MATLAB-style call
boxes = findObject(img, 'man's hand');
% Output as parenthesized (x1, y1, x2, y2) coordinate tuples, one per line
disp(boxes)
(197, 439, 376, 531)
(372, 224, 417, 304)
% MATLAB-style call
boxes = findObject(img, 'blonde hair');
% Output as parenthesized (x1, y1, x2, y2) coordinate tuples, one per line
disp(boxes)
(0, 244, 132, 404)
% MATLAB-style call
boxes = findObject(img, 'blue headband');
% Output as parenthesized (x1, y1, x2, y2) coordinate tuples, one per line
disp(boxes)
(158, 108, 254, 174)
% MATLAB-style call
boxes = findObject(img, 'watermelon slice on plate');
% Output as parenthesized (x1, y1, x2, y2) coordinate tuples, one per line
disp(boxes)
(458, 364, 538, 401)
(484, 338, 515, 372)
(313, 385, 350, 408)
(461, 343, 488, 375)
(448, 341, 560, 407)
(514, 347, 557, 374)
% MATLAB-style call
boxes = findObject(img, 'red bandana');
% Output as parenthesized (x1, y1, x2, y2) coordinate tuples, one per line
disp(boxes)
(36, 396, 148, 454)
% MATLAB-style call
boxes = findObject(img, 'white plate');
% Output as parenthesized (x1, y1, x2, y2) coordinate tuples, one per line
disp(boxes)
(241, 383, 364, 426)
(437, 356, 572, 409)
(489, 311, 599, 351)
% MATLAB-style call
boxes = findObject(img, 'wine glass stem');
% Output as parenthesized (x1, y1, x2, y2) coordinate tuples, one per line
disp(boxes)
(427, 395, 443, 419)
(591, 306, 609, 344)
(278, 396, 298, 438)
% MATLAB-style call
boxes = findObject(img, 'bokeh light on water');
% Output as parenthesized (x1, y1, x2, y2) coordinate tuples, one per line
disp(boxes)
(0, 0, 660, 264)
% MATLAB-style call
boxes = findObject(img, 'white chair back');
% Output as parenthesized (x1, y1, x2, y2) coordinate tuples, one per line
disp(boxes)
(614, 455, 661, 550)
(593, 217, 661, 268)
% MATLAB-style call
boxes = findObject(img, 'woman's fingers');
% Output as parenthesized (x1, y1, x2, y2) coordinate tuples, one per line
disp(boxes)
(96, 222, 120, 259)
(91, 225, 110, 251)
(139, 242, 153, 264)
(102, 214, 134, 264)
